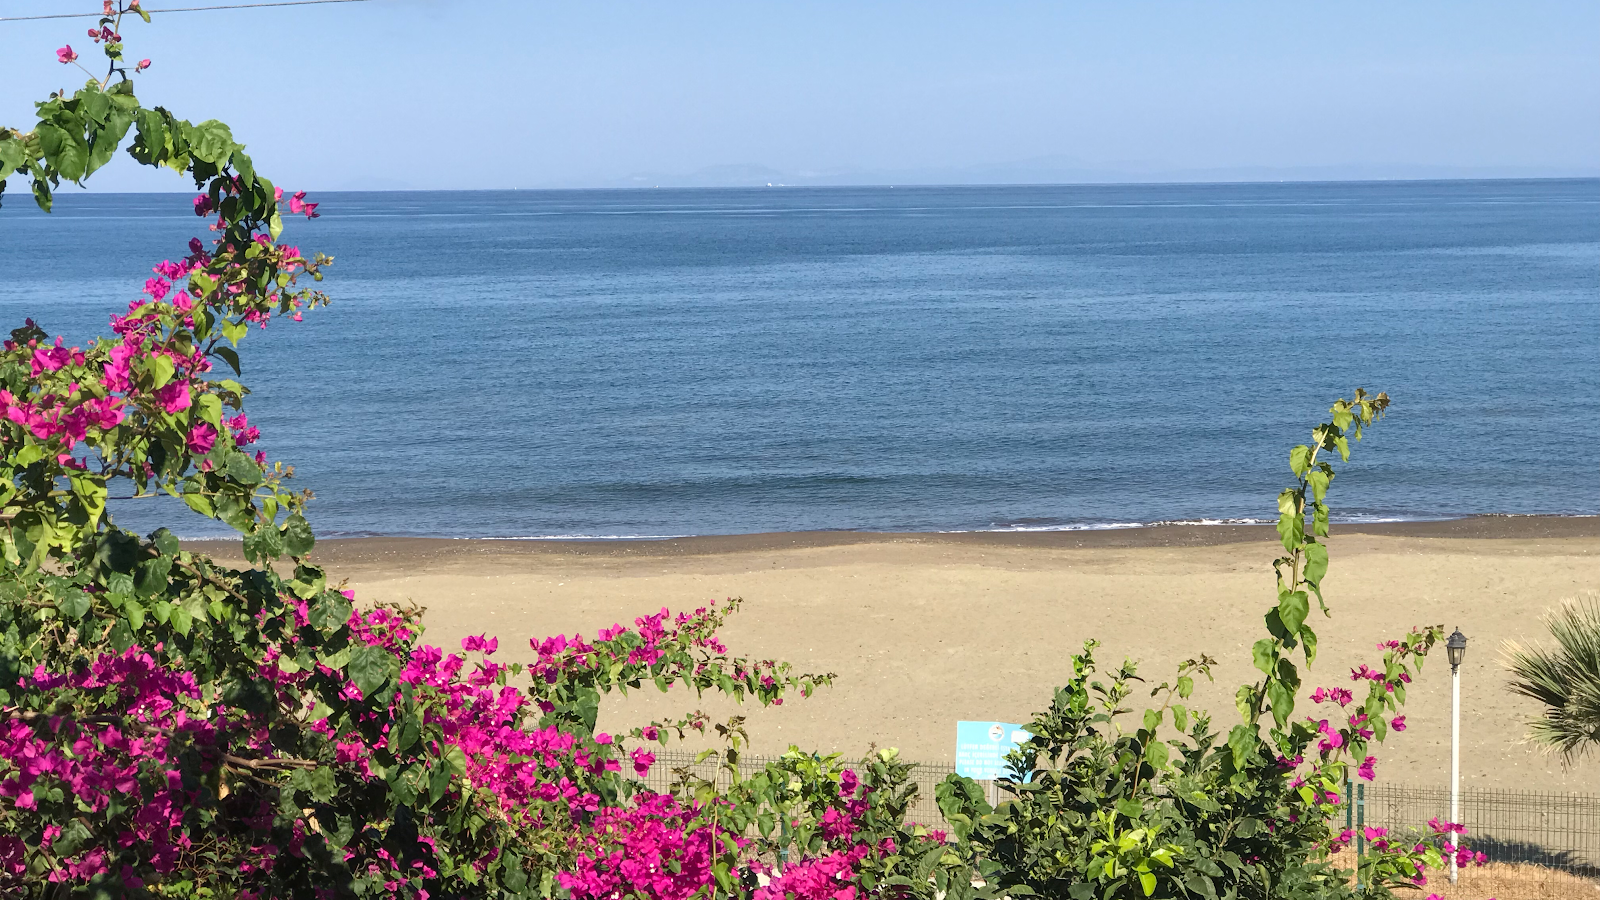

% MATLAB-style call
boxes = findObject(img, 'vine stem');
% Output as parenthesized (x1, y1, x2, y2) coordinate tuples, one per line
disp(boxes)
(1248, 437, 1325, 724)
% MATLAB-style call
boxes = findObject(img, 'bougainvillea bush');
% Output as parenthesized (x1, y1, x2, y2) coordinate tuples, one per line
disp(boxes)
(0, 8, 968, 898)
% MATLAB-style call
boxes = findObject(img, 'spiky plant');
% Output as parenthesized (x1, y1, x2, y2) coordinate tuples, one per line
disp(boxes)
(1504, 592, 1600, 762)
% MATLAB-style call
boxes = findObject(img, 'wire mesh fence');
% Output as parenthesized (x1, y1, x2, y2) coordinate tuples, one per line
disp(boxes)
(644, 750, 961, 830)
(646, 751, 1600, 876)
(1340, 781, 1600, 875)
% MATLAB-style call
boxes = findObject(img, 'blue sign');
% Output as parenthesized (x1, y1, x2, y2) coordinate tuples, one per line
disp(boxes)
(955, 720, 1028, 779)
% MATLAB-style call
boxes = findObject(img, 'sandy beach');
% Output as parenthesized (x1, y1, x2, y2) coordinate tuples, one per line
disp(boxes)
(200, 516, 1600, 793)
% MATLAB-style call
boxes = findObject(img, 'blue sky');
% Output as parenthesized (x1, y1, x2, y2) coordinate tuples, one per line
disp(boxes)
(3, 0, 1597, 190)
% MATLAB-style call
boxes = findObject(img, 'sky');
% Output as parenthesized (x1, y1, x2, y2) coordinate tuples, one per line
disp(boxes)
(2, 0, 1597, 190)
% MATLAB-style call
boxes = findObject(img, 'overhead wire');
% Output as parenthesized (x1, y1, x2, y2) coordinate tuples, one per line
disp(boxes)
(0, 0, 373, 22)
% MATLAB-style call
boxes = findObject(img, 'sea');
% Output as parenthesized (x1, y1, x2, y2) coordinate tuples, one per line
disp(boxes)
(1, 179, 1596, 539)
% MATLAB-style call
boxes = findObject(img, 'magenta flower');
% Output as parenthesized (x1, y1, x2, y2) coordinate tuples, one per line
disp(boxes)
(154, 380, 191, 415)
(56, 45, 78, 64)
(1357, 755, 1377, 781)
(136, 59, 151, 72)
(288, 191, 320, 218)
(630, 747, 654, 775)
(1391, 715, 1406, 732)
(186, 423, 216, 456)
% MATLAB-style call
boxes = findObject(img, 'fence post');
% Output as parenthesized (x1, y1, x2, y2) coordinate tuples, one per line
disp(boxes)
(1356, 782, 1367, 893)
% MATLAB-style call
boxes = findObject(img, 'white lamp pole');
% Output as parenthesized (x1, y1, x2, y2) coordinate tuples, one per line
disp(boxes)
(1446, 627, 1468, 884)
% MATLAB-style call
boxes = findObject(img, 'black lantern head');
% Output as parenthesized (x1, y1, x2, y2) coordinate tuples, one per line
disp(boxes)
(1446, 627, 1468, 669)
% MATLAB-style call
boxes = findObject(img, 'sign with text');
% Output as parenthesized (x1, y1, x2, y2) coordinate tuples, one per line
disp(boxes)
(955, 720, 1028, 780)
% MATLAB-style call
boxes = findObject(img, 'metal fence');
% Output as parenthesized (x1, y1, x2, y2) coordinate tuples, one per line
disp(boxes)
(1341, 781, 1600, 875)
(643, 750, 962, 830)
(645, 751, 1600, 876)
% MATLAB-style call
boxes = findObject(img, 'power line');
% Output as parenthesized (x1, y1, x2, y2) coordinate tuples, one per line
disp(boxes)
(0, 0, 373, 22)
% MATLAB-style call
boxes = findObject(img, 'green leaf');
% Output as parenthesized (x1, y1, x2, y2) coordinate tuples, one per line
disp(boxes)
(1227, 725, 1257, 769)
(1275, 489, 1303, 551)
(283, 514, 315, 557)
(1142, 708, 1161, 733)
(1115, 797, 1144, 818)
(1307, 468, 1331, 503)
(213, 345, 241, 375)
(196, 393, 223, 428)
(57, 590, 92, 620)
(1289, 445, 1311, 477)
(188, 120, 236, 164)
(1172, 704, 1188, 732)
(1252, 639, 1278, 677)
(1277, 590, 1309, 636)
(182, 490, 215, 518)
(134, 556, 172, 597)
(225, 451, 263, 486)
(1266, 680, 1292, 727)
(241, 521, 282, 563)
(291, 766, 337, 803)
(309, 591, 352, 631)
(1140, 871, 1156, 897)
(150, 527, 181, 556)
(1302, 543, 1328, 587)
(1301, 624, 1318, 666)
(0, 135, 25, 179)
(348, 644, 396, 698)
(170, 603, 193, 636)
(148, 353, 175, 389)
(427, 761, 451, 805)
(1176, 675, 1194, 698)
(1144, 740, 1169, 770)
(37, 123, 88, 182)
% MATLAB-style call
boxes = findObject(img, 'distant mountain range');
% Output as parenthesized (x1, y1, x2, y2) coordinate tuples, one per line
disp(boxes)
(583, 157, 1600, 189)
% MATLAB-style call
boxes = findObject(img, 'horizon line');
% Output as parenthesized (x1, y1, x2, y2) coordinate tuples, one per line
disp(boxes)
(23, 173, 1600, 196)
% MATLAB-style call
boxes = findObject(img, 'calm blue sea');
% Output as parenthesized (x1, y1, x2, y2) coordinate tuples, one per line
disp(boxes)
(2, 180, 1596, 538)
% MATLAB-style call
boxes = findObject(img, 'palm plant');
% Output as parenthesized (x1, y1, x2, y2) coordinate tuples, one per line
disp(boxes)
(1504, 592, 1600, 761)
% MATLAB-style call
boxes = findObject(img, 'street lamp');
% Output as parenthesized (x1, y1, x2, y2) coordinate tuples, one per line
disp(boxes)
(1447, 627, 1468, 883)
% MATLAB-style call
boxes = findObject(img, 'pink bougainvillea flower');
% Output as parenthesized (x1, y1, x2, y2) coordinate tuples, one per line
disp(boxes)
(1391, 715, 1406, 732)
(136, 59, 151, 72)
(56, 45, 78, 64)
(153, 380, 191, 414)
(186, 422, 216, 456)
(288, 191, 320, 218)
(630, 747, 654, 775)
(1357, 755, 1377, 781)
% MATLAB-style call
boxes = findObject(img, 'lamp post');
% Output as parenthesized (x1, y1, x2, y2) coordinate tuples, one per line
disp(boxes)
(1446, 627, 1468, 884)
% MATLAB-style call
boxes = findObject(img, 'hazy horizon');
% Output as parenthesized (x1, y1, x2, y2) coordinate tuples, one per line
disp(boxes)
(2, 1, 1597, 193)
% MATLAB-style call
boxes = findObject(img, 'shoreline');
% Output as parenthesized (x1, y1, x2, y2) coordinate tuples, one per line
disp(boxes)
(185, 513, 1600, 565)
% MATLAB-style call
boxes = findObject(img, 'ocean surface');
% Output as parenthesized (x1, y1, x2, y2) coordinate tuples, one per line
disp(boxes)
(1, 180, 1596, 538)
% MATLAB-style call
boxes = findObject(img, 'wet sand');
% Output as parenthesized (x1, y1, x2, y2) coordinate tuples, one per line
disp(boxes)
(196, 516, 1600, 792)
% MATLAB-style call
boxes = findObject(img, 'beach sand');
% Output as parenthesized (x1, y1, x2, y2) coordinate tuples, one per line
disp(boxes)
(200, 516, 1600, 792)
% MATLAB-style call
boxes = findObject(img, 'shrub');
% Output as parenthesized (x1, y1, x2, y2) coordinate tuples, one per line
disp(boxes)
(935, 393, 1476, 899)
